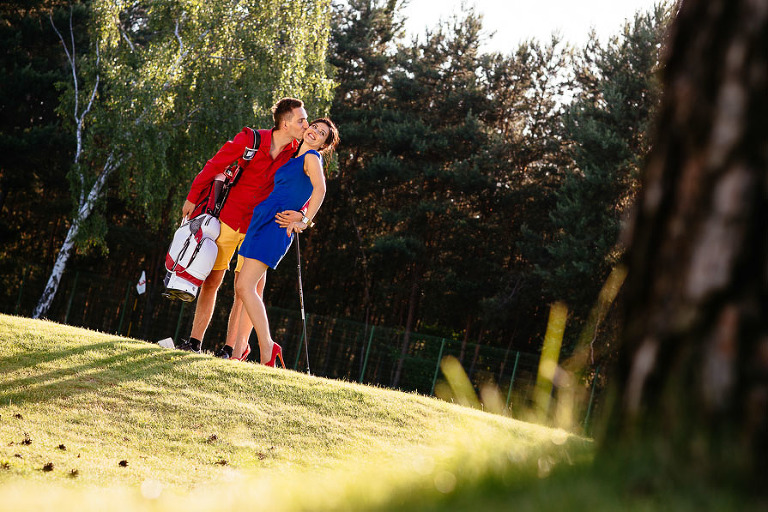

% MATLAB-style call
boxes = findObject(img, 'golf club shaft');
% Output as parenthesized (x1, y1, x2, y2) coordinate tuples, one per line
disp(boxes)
(295, 233, 311, 374)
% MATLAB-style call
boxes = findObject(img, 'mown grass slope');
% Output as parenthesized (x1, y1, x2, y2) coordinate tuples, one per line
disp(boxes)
(1, 314, 754, 511)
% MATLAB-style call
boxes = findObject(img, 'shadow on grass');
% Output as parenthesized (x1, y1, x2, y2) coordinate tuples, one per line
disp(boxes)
(0, 340, 199, 407)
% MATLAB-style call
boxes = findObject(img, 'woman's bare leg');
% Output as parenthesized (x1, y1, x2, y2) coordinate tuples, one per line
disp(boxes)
(224, 271, 266, 357)
(234, 257, 274, 363)
(227, 271, 267, 358)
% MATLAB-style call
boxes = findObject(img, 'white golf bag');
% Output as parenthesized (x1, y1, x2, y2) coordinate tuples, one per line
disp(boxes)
(162, 127, 260, 302)
(162, 213, 221, 302)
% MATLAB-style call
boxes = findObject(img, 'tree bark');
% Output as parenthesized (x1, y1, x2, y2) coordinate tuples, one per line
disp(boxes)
(603, 0, 768, 489)
(33, 10, 106, 319)
(33, 156, 116, 318)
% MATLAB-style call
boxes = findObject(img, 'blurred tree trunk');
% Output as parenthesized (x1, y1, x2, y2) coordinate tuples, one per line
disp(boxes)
(603, 0, 768, 489)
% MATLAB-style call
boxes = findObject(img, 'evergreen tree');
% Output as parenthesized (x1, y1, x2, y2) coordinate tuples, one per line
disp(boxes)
(479, 37, 573, 350)
(299, 0, 406, 327)
(321, 2, 575, 360)
(366, 9, 506, 382)
(525, 5, 669, 340)
(0, 0, 82, 289)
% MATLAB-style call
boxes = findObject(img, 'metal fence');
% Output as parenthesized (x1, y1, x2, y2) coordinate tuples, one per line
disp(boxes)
(2, 266, 602, 429)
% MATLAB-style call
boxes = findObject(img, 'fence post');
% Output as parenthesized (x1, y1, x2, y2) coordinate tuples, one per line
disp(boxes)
(582, 365, 600, 432)
(505, 351, 521, 408)
(173, 301, 186, 343)
(358, 326, 376, 383)
(429, 338, 447, 395)
(64, 271, 80, 324)
(117, 281, 132, 335)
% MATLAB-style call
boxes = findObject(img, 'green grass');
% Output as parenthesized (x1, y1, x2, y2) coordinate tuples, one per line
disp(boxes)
(0, 314, 758, 511)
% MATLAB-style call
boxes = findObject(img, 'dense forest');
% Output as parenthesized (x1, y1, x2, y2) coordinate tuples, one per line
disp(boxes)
(0, 0, 670, 381)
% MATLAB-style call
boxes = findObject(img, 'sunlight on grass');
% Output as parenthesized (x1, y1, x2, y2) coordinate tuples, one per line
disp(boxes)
(1, 313, 757, 511)
(0, 314, 590, 511)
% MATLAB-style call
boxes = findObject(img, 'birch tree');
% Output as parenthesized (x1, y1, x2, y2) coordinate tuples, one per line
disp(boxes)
(33, 0, 334, 318)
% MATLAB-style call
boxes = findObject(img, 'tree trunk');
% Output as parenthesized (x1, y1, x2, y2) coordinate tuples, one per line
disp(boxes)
(0, 183, 8, 215)
(392, 266, 420, 388)
(33, 156, 116, 319)
(603, 0, 768, 489)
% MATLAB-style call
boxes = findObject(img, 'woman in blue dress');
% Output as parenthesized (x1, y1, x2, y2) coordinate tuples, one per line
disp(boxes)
(234, 118, 339, 367)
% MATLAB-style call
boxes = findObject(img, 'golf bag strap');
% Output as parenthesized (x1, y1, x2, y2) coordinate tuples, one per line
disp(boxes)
(228, 127, 260, 187)
(193, 128, 261, 217)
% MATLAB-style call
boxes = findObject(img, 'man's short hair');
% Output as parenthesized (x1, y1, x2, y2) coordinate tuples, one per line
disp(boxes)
(272, 98, 304, 129)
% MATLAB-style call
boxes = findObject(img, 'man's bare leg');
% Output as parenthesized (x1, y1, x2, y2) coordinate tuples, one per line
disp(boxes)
(188, 268, 227, 345)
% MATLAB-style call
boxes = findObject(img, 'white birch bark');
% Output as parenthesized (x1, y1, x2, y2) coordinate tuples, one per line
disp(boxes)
(33, 7, 221, 318)
(32, 10, 103, 319)
(32, 155, 117, 318)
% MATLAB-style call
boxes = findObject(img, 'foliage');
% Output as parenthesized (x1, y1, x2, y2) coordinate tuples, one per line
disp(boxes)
(0, 0, 82, 273)
(75, 0, 335, 235)
(522, 6, 668, 336)
(322, 2, 576, 356)
(16, 0, 335, 316)
(2, 0, 671, 362)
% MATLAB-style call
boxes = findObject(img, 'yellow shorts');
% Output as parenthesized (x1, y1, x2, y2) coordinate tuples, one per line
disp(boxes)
(212, 222, 246, 271)
(235, 254, 245, 273)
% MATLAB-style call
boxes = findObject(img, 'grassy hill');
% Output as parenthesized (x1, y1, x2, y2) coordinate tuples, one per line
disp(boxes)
(0, 314, 754, 511)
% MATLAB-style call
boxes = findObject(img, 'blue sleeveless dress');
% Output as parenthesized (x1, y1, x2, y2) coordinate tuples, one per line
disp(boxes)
(238, 150, 319, 268)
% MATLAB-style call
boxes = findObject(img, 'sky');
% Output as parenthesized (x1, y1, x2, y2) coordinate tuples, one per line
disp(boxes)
(401, 0, 664, 53)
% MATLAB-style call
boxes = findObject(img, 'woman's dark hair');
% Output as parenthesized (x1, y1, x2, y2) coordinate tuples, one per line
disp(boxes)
(309, 117, 339, 156)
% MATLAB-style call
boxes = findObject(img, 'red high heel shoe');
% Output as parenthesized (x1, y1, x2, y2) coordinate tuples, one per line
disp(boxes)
(264, 342, 285, 368)
(234, 343, 251, 362)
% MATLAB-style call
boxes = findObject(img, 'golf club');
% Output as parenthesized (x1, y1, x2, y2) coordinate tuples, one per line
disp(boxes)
(295, 233, 311, 374)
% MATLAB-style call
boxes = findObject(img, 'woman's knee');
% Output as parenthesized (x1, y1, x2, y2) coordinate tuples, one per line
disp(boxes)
(234, 279, 250, 298)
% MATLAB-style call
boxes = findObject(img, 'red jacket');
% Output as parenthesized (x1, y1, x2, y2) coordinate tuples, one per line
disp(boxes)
(186, 128, 298, 232)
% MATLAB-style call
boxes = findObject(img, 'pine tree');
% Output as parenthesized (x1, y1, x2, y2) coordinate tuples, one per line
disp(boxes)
(529, 6, 669, 335)
(0, 0, 82, 285)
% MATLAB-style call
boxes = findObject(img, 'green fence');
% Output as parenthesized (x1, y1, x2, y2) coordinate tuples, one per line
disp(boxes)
(2, 266, 603, 429)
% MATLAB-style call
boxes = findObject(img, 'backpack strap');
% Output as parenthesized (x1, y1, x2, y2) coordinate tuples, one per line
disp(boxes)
(211, 128, 261, 216)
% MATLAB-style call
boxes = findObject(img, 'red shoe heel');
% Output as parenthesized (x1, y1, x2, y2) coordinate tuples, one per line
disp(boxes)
(265, 342, 285, 368)
(235, 343, 251, 362)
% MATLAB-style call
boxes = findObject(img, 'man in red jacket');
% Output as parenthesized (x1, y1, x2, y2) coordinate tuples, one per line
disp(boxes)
(177, 98, 308, 354)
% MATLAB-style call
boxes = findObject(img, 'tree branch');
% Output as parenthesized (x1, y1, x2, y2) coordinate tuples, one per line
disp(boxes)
(49, 10, 77, 119)
(174, 13, 185, 53)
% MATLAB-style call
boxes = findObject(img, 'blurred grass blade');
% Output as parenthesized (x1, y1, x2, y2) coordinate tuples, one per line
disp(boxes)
(534, 301, 568, 419)
(440, 355, 481, 409)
